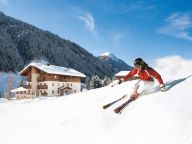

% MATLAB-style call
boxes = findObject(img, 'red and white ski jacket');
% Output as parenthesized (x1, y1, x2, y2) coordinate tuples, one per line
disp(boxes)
(125, 67, 164, 85)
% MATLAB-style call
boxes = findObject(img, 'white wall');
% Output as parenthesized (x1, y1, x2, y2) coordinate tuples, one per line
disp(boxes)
(31, 73, 39, 95)
(38, 81, 81, 96)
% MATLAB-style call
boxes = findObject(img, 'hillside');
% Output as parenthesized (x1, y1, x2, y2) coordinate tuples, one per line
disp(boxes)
(0, 71, 192, 143)
(0, 11, 130, 78)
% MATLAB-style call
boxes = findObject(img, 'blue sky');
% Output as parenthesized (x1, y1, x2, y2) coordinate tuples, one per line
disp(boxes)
(0, 0, 192, 66)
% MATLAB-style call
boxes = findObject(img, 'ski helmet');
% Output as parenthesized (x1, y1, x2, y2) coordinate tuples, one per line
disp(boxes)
(134, 58, 143, 66)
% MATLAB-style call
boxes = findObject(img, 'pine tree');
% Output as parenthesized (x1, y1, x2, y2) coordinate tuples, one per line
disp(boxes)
(17, 79, 26, 88)
(4, 74, 14, 99)
(102, 76, 111, 86)
(90, 75, 102, 89)
(85, 76, 91, 90)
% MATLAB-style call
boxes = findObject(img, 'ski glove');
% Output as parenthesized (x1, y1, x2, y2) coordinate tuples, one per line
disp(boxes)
(118, 78, 124, 84)
(160, 84, 167, 92)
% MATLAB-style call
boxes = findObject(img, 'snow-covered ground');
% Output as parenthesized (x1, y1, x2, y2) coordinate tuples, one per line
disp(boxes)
(0, 56, 192, 144)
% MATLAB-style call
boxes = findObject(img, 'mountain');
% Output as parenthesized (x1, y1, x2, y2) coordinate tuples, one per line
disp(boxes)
(0, 11, 130, 79)
(100, 52, 119, 61)
(98, 52, 132, 73)
(0, 70, 192, 144)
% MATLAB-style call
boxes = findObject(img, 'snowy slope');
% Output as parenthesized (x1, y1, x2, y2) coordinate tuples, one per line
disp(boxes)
(0, 55, 192, 144)
(0, 76, 192, 144)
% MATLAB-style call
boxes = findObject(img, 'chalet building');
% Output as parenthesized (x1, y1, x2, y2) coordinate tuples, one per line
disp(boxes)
(15, 63, 86, 99)
(114, 71, 139, 81)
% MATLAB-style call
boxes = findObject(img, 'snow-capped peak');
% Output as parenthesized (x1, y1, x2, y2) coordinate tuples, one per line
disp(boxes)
(100, 52, 119, 61)
(100, 52, 112, 57)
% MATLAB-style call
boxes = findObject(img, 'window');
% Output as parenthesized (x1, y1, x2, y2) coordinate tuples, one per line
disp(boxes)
(71, 83, 73, 86)
(55, 75, 57, 79)
(43, 90, 47, 96)
(74, 90, 76, 93)
(52, 82, 54, 86)
(52, 90, 54, 94)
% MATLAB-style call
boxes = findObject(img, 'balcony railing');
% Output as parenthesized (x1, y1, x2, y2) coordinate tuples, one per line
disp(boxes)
(41, 92, 48, 96)
(16, 94, 35, 99)
(37, 85, 48, 89)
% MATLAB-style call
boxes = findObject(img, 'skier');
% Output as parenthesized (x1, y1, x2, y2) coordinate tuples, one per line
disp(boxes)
(119, 58, 167, 100)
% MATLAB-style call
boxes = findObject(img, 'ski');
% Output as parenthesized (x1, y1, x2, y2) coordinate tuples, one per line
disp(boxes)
(102, 95, 126, 109)
(114, 98, 134, 114)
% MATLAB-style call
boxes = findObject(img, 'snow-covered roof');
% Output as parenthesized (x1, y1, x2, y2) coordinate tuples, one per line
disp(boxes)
(114, 71, 130, 77)
(19, 63, 86, 78)
(11, 87, 28, 92)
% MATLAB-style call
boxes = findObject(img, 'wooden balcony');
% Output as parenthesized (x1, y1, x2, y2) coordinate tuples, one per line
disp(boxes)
(41, 92, 48, 96)
(37, 85, 48, 89)
(37, 77, 45, 82)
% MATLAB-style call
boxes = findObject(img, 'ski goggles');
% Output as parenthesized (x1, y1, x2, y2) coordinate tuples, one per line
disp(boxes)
(134, 64, 141, 68)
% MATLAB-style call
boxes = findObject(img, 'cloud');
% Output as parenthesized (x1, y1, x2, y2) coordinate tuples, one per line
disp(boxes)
(78, 12, 96, 34)
(158, 13, 192, 41)
(0, 0, 8, 4)
(155, 55, 192, 81)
